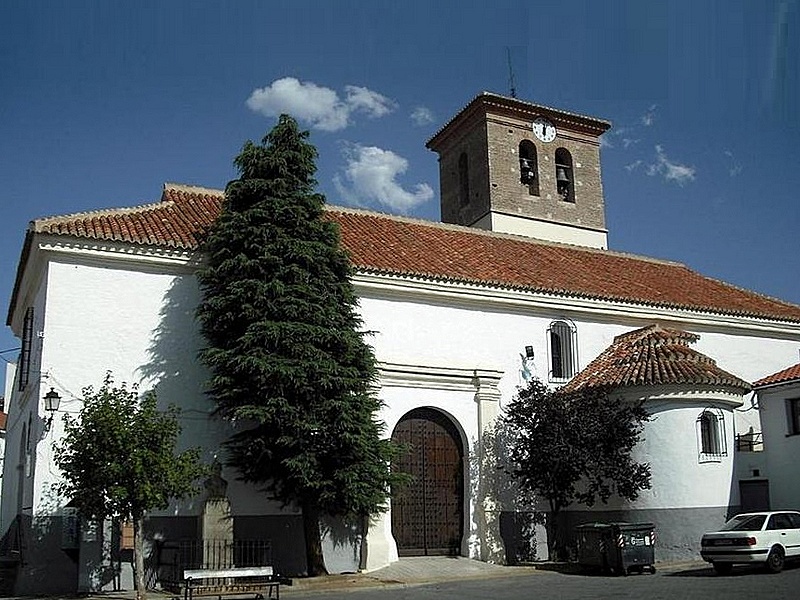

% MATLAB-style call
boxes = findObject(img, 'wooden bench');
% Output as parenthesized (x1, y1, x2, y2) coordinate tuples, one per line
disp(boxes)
(183, 566, 288, 600)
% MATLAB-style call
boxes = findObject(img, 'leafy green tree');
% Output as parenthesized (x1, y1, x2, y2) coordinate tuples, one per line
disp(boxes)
(502, 379, 651, 559)
(196, 115, 401, 576)
(54, 373, 205, 600)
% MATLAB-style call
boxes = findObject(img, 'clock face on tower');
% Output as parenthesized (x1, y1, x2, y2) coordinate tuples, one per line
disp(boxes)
(532, 117, 557, 142)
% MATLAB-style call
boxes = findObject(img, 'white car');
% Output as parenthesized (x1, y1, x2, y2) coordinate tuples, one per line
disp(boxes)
(700, 511, 800, 574)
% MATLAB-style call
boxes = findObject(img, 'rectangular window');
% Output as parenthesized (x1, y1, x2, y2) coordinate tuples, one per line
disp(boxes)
(788, 398, 800, 436)
(548, 320, 578, 382)
(18, 307, 34, 391)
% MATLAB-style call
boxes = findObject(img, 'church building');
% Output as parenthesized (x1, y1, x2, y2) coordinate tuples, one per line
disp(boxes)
(3, 92, 800, 594)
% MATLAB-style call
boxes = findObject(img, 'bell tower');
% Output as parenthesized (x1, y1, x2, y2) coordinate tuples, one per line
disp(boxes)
(426, 92, 611, 248)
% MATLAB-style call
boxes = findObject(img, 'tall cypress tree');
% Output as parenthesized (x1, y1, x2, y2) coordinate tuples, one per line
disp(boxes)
(197, 115, 399, 575)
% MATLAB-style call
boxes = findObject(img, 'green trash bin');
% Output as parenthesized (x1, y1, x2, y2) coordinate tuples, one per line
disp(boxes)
(576, 522, 656, 575)
(606, 522, 656, 575)
(575, 523, 611, 570)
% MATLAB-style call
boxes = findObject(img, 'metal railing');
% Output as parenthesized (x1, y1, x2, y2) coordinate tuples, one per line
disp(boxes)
(735, 431, 764, 452)
(156, 539, 272, 591)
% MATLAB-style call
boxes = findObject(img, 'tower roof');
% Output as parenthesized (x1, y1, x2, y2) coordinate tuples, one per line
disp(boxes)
(425, 92, 611, 150)
(426, 91, 612, 152)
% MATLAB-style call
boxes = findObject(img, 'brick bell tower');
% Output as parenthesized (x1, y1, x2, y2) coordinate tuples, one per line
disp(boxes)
(426, 92, 611, 249)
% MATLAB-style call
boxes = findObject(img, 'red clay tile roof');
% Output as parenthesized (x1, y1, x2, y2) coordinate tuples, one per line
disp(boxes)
(753, 363, 800, 388)
(561, 324, 752, 393)
(27, 183, 800, 323)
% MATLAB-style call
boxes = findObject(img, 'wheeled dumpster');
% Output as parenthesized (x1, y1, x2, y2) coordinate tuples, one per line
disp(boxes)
(575, 522, 656, 575)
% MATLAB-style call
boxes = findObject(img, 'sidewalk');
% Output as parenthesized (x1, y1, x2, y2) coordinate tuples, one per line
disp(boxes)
(77, 557, 706, 599)
(285, 556, 540, 594)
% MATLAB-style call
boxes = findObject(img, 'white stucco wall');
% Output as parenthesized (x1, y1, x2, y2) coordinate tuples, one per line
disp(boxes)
(26, 255, 287, 520)
(625, 391, 740, 510)
(357, 283, 800, 442)
(1, 268, 49, 534)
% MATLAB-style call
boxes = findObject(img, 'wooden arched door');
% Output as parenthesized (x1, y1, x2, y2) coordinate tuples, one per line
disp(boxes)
(391, 408, 464, 556)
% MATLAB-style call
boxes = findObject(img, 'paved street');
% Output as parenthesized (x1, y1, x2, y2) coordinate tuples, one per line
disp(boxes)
(284, 561, 800, 600)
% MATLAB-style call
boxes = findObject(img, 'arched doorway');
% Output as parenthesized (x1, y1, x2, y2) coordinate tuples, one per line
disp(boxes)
(391, 408, 464, 556)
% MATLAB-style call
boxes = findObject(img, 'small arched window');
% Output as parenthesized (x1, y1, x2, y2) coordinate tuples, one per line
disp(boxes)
(458, 152, 470, 208)
(519, 141, 539, 195)
(555, 148, 575, 203)
(548, 320, 578, 381)
(697, 408, 727, 460)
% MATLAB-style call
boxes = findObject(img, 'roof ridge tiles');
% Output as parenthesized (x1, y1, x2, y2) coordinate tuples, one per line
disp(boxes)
(162, 182, 223, 196)
(32, 200, 168, 232)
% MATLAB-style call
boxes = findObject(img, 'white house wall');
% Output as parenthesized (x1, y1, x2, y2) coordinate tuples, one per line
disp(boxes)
(757, 383, 800, 509)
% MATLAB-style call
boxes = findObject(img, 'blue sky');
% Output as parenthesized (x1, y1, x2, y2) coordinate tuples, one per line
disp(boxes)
(2, 0, 799, 391)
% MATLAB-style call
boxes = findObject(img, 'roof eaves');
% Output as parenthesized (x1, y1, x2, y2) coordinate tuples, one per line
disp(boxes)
(6, 227, 35, 327)
(354, 265, 800, 323)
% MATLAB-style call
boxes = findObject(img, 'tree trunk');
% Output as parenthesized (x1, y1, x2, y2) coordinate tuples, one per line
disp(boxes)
(546, 503, 564, 561)
(301, 500, 328, 576)
(133, 511, 147, 600)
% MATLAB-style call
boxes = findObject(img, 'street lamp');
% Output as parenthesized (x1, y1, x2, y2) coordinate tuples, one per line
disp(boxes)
(43, 387, 61, 432)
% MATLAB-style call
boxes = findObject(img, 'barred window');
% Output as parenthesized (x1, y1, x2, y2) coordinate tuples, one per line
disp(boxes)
(548, 320, 578, 381)
(19, 307, 34, 391)
(697, 408, 727, 461)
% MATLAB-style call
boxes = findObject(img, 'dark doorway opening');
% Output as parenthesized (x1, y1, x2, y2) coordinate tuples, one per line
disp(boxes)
(739, 479, 770, 513)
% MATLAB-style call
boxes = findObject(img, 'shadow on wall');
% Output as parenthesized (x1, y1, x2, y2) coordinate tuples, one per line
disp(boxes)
(320, 515, 362, 574)
(138, 275, 312, 577)
(469, 422, 541, 565)
(139, 274, 214, 445)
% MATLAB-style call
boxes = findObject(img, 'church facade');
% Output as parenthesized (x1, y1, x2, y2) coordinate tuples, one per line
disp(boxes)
(3, 93, 800, 594)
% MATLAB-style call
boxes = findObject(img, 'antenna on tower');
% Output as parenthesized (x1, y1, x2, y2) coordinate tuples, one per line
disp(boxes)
(506, 47, 517, 98)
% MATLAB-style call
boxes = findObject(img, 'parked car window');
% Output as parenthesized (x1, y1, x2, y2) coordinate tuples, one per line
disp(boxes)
(785, 513, 800, 529)
(767, 514, 793, 530)
(721, 514, 766, 531)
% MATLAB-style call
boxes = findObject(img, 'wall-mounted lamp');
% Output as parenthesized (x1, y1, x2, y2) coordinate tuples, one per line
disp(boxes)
(43, 387, 61, 432)
(524, 346, 535, 359)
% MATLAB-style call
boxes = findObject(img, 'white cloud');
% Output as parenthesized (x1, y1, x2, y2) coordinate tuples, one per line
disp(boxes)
(622, 138, 640, 149)
(647, 145, 696, 185)
(333, 143, 434, 212)
(411, 106, 435, 126)
(641, 104, 658, 126)
(344, 85, 397, 118)
(625, 160, 642, 172)
(246, 78, 396, 132)
(724, 150, 742, 177)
